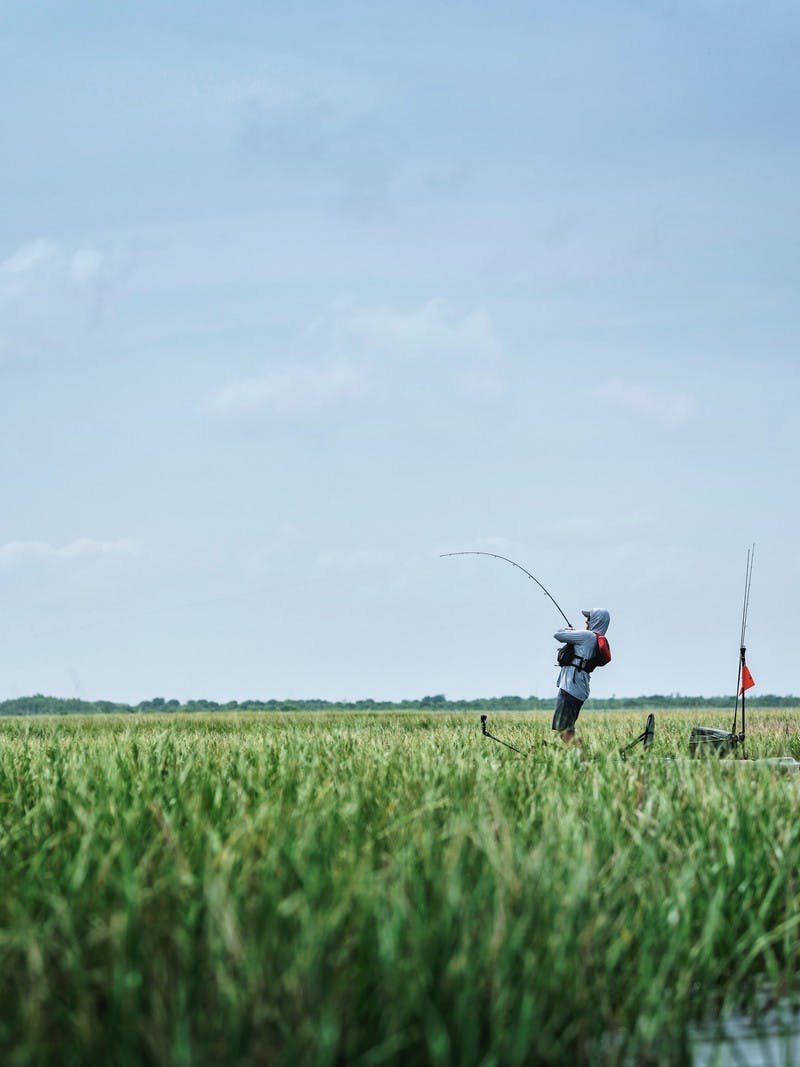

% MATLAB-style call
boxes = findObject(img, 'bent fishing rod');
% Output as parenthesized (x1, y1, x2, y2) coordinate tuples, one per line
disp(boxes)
(440, 551, 573, 628)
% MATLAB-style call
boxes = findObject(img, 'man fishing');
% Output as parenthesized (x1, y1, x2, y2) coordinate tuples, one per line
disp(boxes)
(552, 609, 611, 745)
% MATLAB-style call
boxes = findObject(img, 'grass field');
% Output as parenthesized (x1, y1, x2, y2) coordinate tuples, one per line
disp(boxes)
(2, 709, 800, 1066)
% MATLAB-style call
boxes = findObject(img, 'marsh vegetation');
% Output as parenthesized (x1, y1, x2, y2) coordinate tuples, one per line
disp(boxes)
(1, 710, 799, 1065)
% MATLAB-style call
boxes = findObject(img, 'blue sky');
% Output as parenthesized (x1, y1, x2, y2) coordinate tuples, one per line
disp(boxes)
(1, 1, 798, 702)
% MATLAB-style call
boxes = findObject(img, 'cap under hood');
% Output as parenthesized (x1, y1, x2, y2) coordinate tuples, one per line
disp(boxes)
(583, 609, 610, 635)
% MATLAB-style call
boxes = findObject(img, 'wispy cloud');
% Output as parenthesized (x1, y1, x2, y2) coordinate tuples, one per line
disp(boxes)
(0, 238, 59, 280)
(0, 239, 106, 296)
(0, 538, 142, 569)
(595, 381, 696, 428)
(69, 248, 105, 284)
(235, 70, 467, 212)
(0, 238, 120, 359)
(236, 67, 396, 210)
(203, 361, 367, 419)
(328, 298, 500, 362)
(328, 297, 505, 398)
(205, 297, 505, 422)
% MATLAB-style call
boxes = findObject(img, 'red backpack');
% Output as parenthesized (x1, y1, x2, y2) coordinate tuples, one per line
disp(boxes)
(585, 633, 611, 673)
(557, 632, 611, 673)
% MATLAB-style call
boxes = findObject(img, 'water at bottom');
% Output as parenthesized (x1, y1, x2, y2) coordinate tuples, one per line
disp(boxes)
(691, 1000, 800, 1067)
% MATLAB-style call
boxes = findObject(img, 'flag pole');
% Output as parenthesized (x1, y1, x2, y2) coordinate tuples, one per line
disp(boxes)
(740, 643, 746, 747)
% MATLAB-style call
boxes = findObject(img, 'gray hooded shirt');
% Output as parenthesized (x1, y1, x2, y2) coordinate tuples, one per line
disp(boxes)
(553, 609, 610, 702)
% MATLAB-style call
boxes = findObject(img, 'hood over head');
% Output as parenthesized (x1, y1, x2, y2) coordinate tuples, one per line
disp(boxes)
(582, 609, 610, 635)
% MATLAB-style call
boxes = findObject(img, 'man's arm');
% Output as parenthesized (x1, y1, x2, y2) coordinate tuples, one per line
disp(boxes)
(553, 628, 580, 644)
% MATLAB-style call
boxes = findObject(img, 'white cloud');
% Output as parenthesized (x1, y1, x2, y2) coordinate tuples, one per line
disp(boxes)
(0, 238, 118, 360)
(204, 361, 367, 419)
(323, 296, 505, 398)
(595, 381, 696, 428)
(0, 239, 58, 279)
(205, 298, 504, 422)
(235, 67, 396, 208)
(329, 298, 500, 362)
(236, 63, 380, 131)
(0, 538, 143, 569)
(458, 365, 506, 398)
(69, 248, 104, 283)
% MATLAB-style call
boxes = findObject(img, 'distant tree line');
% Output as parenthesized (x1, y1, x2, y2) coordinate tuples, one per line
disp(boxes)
(0, 692, 798, 717)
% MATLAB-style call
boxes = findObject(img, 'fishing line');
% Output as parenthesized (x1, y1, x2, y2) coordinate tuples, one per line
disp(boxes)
(440, 551, 573, 628)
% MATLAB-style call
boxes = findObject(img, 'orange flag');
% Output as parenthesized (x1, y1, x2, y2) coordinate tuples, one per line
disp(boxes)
(739, 665, 755, 694)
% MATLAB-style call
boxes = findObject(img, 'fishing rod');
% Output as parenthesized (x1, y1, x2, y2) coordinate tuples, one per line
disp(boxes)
(731, 544, 755, 745)
(440, 551, 573, 628)
(619, 713, 655, 759)
(690, 545, 755, 758)
(480, 714, 525, 753)
(480, 714, 656, 759)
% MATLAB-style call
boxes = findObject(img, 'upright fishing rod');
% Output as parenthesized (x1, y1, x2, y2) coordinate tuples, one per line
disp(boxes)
(440, 551, 573, 628)
(731, 544, 755, 744)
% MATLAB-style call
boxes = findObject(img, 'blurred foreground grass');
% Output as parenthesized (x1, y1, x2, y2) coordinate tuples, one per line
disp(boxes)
(2, 709, 800, 1066)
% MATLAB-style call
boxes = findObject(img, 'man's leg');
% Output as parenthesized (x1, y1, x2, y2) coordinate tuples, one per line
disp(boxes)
(552, 689, 583, 745)
(559, 729, 583, 747)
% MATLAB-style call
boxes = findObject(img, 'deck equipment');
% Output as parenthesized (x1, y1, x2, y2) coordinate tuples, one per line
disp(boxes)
(689, 546, 755, 758)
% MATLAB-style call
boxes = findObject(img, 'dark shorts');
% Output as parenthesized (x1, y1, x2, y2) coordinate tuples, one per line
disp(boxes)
(552, 689, 584, 733)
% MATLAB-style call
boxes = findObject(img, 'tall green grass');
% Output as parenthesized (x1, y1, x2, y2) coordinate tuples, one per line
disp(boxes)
(1, 710, 800, 1065)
